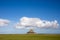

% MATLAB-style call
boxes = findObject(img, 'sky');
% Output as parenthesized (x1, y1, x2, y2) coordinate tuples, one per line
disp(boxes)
(0, 0, 60, 34)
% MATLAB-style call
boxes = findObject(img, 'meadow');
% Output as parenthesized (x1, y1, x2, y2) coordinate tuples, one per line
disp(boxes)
(0, 34, 60, 40)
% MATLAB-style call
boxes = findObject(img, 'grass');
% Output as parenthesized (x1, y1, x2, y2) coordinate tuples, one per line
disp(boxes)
(0, 34, 60, 40)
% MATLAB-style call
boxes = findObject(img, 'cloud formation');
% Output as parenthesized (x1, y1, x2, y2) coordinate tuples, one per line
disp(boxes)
(0, 19, 10, 27)
(16, 17, 59, 29)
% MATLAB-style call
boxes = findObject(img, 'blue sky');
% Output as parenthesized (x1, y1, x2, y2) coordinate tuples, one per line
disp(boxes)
(0, 0, 60, 34)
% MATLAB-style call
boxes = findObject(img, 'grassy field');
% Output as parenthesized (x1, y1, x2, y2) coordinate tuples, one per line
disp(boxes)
(0, 34, 60, 40)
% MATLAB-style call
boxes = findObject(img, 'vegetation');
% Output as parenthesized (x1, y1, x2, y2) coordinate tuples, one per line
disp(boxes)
(0, 34, 60, 40)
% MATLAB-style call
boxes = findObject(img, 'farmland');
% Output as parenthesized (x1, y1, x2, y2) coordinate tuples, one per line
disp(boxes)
(0, 34, 60, 40)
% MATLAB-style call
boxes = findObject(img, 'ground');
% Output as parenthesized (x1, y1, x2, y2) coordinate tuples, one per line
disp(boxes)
(0, 34, 60, 40)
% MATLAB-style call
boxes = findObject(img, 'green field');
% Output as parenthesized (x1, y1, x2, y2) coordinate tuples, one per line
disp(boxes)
(0, 34, 60, 40)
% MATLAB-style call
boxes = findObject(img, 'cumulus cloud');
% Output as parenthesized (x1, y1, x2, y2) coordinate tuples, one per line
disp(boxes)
(15, 17, 59, 29)
(0, 19, 10, 27)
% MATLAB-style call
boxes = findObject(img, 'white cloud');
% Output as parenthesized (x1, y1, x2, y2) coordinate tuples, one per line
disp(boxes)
(15, 17, 59, 29)
(0, 19, 10, 27)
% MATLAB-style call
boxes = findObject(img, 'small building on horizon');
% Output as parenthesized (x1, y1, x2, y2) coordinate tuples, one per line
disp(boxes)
(27, 29, 36, 34)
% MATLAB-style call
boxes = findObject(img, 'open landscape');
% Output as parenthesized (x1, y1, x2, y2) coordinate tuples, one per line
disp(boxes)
(0, 0, 60, 40)
(0, 34, 60, 40)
